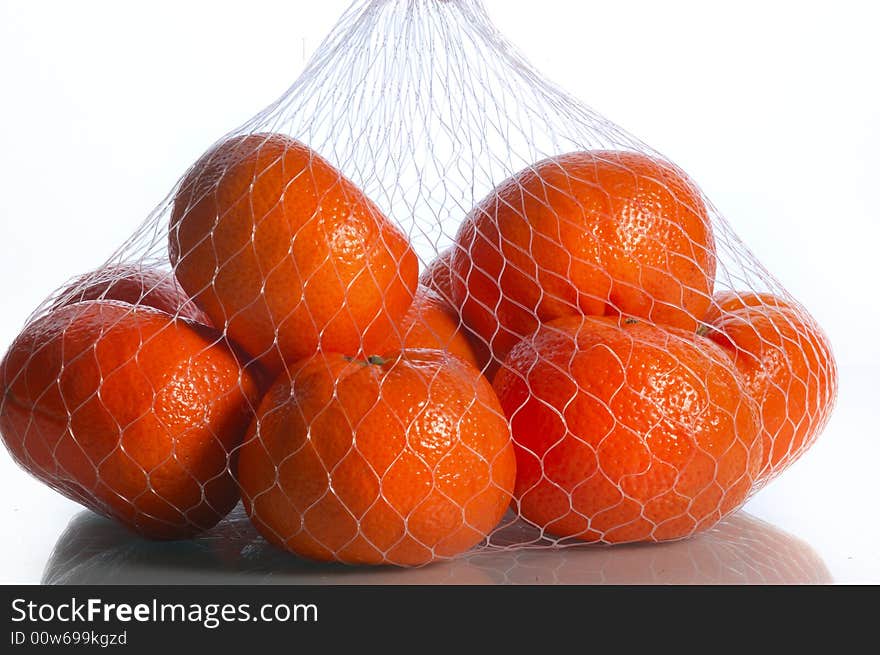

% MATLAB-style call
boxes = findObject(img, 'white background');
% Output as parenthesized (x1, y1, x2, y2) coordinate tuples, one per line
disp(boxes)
(0, 0, 877, 583)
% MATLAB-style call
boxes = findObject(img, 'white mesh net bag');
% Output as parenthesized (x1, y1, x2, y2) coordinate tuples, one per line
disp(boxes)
(0, 0, 837, 566)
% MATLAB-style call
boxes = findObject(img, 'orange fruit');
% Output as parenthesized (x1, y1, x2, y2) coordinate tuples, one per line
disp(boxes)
(420, 248, 457, 304)
(705, 292, 837, 485)
(169, 133, 419, 377)
(0, 301, 261, 539)
(237, 350, 516, 565)
(420, 250, 496, 375)
(492, 315, 761, 543)
(53, 263, 209, 324)
(381, 285, 482, 369)
(452, 150, 716, 362)
(703, 290, 789, 324)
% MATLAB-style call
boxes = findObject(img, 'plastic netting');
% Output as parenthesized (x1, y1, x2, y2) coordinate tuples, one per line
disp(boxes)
(0, 0, 837, 566)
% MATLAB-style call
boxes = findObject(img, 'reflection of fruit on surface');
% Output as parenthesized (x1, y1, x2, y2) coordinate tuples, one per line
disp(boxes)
(169, 133, 419, 376)
(0, 301, 261, 539)
(705, 292, 837, 485)
(42, 506, 494, 584)
(468, 512, 831, 584)
(55, 264, 209, 324)
(452, 151, 716, 362)
(237, 350, 516, 565)
(493, 315, 761, 543)
(381, 285, 483, 369)
(41, 510, 243, 585)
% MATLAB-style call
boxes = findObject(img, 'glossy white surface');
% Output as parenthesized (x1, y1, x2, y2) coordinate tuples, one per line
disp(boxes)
(0, 0, 877, 584)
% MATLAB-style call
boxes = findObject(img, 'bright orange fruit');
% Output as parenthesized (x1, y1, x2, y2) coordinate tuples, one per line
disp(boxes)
(0, 301, 261, 539)
(703, 290, 789, 324)
(169, 133, 419, 376)
(493, 315, 761, 543)
(452, 151, 716, 363)
(705, 292, 837, 485)
(237, 350, 516, 565)
(381, 285, 482, 369)
(420, 249, 496, 376)
(420, 248, 457, 304)
(54, 263, 208, 324)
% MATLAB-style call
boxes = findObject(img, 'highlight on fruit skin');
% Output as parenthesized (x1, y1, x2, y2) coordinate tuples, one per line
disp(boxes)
(0, 300, 262, 540)
(236, 348, 517, 566)
(169, 132, 420, 377)
(704, 291, 838, 487)
(492, 315, 762, 544)
(451, 149, 717, 364)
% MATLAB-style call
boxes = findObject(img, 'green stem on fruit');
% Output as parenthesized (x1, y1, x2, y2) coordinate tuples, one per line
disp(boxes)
(343, 354, 388, 366)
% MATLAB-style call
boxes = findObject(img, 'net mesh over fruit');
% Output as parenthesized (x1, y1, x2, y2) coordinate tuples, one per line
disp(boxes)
(1, 0, 837, 566)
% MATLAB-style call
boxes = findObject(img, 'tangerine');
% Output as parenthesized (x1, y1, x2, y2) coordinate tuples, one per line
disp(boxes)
(493, 315, 760, 543)
(381, 285, 482, 369)
(0, 301, 260, 539)
(452, 151, 716, 362)
(705, 292, 837, 485)
(54, 263, 208, 324)
(237, 349, 516, 565)
(170, 133, 419, 376)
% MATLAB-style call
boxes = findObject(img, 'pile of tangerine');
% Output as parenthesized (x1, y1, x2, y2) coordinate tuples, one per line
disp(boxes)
(0, 133, 836, 566)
